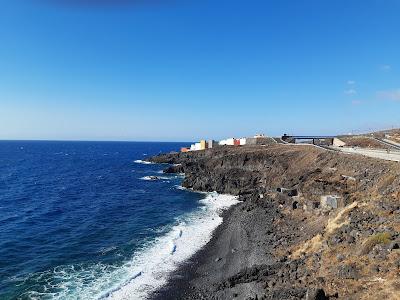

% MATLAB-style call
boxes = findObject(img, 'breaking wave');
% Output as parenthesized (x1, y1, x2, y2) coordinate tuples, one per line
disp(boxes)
(139, 176, 171, 181)
(20, 192, 239, 300)
(133, 160, 153, 165)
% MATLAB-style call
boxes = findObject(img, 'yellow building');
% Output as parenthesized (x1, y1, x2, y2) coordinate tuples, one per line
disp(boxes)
(200, 140, 208, 150)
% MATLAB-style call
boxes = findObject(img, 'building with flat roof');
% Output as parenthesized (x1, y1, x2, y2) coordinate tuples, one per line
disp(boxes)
(200, 140, 207, 150)
(219, 138, 235, 146)
(208, 140, 218, 148)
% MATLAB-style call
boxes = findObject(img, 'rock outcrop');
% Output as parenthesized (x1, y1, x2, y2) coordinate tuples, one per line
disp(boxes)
(150, 144, 400, 300)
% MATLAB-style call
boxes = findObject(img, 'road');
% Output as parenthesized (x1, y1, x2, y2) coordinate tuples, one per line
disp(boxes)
(272, 137, 400, 162)
(374, 138, 400, 150)
(330, 146, 400, 162)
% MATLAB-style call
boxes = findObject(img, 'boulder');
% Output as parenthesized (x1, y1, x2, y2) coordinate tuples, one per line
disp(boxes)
(305, 288, 328, 300)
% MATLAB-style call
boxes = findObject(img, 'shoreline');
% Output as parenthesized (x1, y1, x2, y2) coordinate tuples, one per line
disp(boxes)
(150, 191, 279, 300)
(146, 147, 307, 299)
(150, 206, 236, 300)
(104, 190, 239, 300)
(147, 145, 400, 299)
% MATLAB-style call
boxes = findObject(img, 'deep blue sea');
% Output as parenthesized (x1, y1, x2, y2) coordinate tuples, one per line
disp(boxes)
(0, 141, 238, 299)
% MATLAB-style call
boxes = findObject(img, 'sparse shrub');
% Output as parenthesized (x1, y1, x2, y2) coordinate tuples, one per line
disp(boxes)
(360, 232, 392, 255)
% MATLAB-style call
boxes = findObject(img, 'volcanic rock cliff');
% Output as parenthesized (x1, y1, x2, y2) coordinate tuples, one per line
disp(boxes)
(150, 144, 400, 300)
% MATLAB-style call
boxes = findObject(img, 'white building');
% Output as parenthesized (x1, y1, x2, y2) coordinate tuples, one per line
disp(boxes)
(219, 138, 235, 146)
(239, 138, 247, 145)
(208, 140, 218, 148)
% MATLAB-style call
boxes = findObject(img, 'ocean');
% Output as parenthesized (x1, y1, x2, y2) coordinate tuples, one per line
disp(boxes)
(0, 141, 238, 299)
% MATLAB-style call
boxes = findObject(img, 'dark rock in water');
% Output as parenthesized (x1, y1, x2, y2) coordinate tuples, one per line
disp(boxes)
(163, 166, 176, 173)
(163, 164, 185, 174)
(305, 288, 328, 300)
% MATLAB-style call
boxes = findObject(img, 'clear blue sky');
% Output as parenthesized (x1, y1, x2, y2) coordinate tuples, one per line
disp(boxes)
(1, 0, 400, 141)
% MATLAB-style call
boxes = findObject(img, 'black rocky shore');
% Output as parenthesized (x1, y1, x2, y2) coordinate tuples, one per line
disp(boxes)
(148, 144, 400, 300)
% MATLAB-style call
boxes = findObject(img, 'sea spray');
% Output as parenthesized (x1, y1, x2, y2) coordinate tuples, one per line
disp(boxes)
(0, 141, 194, 299)
(133, 160, 154, 165)
(19, 192, 239, 300)
(105, 192, 239, 300)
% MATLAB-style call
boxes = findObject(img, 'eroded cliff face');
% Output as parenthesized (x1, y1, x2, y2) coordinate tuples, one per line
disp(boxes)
(150, 144, 400, 299)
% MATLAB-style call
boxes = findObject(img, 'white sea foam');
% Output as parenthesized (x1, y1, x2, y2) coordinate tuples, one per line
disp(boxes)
(21, 192, 239, 300)
(99, 246, 118, 255)
(104, 192, 239, 300)
(139, 176, 171, 181)
(140, 176, 157, 181)
(174, 185, 188, 191)
(133, 160, 153, 165)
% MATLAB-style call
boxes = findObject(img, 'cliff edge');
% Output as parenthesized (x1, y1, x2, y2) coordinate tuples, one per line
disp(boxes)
(150, 144, 400, 300)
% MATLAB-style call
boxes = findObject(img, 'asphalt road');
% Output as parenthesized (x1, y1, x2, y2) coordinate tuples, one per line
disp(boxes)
(330, 146, 400, 162)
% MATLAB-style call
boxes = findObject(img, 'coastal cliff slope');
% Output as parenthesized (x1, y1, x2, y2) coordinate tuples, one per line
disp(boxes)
(150, 144, 400, 300)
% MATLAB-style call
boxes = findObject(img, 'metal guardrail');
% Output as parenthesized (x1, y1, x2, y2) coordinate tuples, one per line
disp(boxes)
(330, 146, 400, 162)
(282, 136, 336, 139)
(374, 138, 400, 150)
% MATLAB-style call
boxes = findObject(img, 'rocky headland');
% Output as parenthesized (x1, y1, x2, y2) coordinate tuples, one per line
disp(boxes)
(149, 144, 400, 300)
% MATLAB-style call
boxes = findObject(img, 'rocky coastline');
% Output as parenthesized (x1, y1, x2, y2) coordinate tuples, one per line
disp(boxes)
(149, 144, 400, 299)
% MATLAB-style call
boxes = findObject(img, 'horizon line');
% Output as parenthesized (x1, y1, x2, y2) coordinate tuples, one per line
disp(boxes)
(0, 139, 194, 143)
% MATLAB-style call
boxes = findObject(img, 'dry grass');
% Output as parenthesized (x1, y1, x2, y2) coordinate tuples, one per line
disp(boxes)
(357, 278, 400, 300)
(340, 136, 389, 149)
(291, 202, 359, 258)
(359, 232, 392, 255)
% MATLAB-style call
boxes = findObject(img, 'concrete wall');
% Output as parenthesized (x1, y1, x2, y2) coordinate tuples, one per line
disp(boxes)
(333, 138, 346, 147)
(321, 195, 343, 209)
(246, 137, 273, 145)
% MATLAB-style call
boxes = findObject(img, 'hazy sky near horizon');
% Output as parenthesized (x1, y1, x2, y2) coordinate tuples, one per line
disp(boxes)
(1, 0, 400, 141)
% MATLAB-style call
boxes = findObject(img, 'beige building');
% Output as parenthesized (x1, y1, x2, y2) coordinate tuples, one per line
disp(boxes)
(200, 140, 208, 150)
(333, 138, 346, 147)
